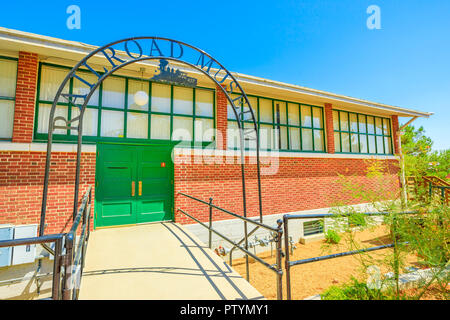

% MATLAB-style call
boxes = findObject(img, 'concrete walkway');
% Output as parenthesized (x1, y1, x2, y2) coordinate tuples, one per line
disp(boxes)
(78, 222, 264, 300)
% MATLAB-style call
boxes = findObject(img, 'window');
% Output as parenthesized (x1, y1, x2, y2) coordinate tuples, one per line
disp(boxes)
(333, 110, 393, 155)
(0, 57, 18, 139)
(35, 64, 215, 146)
(227, 94, 325, 152)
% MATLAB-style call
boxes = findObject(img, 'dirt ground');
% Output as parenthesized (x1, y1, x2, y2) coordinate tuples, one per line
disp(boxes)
(400, 284, 449, 300)
(231, 225, 423, 300)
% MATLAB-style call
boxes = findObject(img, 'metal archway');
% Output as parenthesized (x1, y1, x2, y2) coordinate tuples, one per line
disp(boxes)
(40, 37, 263, 248)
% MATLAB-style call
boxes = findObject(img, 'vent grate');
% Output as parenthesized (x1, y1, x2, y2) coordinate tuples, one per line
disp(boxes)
(303, 220, 323, 236)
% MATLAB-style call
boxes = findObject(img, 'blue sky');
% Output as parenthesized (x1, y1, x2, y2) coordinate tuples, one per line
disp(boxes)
(1, 0, 449, 150)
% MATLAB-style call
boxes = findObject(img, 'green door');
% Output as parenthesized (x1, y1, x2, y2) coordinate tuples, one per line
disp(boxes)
(136, 146, 173, 224)
(95, 143, 174, 228)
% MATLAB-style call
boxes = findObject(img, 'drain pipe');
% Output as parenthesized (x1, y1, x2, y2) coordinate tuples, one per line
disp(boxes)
(398, 116, 419, 206)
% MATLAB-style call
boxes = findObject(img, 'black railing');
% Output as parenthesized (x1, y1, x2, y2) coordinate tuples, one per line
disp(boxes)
(0, 186, 92, 300)
(282, 211, 417, 300)
(429, 182, 450, 204)
(65, 185, 92, 300)
(228, 225, 262, 267)
(177, 192, 284, 300)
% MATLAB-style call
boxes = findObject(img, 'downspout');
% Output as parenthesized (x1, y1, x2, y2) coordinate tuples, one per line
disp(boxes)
(398, 116, 419, 206)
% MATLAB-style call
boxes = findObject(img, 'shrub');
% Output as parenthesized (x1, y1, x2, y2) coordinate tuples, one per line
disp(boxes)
(325, 229, 341, 244)
(320, 285, 348, 300)
(348, 213, 367, 228)
(321, 278, 390, 300)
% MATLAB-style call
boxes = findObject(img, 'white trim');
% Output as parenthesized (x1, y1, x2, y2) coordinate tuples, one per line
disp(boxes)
(0, 142, 96, 153)
(173, 147, 399, 160)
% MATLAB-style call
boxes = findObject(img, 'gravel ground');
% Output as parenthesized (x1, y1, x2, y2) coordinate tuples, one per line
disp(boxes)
(231, 225, 421, 300)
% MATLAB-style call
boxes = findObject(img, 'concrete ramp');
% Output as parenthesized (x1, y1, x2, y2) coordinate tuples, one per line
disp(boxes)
(79, 222, 264, 300)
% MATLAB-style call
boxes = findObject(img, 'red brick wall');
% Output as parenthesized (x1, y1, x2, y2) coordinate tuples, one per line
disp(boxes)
(12, 52, 38, 143)
(174, 155, 401, 225)
(0, 51, 403, 232)
(391, 115, 400, 155)
(0, 150, 400, 231)
(324, 103, 335, 153)
(0, 151, 95, 234)
(215, 84, 228, 150)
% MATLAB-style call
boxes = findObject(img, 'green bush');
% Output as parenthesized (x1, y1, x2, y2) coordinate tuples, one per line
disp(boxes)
(320, 285, 348, 300)
(348, 213, 367, 227)
(321, 278, 390, 300)
(325, 229, 341, 244)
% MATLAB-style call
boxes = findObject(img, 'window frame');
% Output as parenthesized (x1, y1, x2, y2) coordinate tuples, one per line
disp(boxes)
(33, 62, 216, 148)
(333, 109, 394, 155)
(0, 56, 18, 141)
(227, 93, 326, 153)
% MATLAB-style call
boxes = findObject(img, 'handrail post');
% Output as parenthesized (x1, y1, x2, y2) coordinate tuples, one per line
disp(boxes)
(283, 215, 291, 300)
(276, 219, 283, 300)
(87, 188, 92, 242)
(392, 214, 400, 298)
(62, 233, 74, 300)
(229, 247, 233, 266)
(51, 237, 63, 300)
(429, 182, 432, 199)
(208, 197, 213, 249)
(81, 211, 89, 271)
(244, 221, 249, 282)
(83, 188, 92, 268)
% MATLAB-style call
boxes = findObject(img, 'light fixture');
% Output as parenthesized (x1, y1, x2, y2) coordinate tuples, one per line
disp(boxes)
(134, 68, 148, 107)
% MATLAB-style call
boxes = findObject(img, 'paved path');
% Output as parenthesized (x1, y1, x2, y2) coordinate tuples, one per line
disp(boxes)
(78, 222, 264, 300)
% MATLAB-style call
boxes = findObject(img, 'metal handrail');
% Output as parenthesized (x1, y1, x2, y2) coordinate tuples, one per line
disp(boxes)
(0, 233, 65, 300)
(283, 211, 418, 300)
(429, 182, 450, 204)
(177, 192, 284, 300)
(177, 208, 279, 273)
(0, 186, 92, 300)
(283, 211, 418, 220)
(178, 192, 278, 232)
(0, 234, 64, 248)
(423, 175, 450, 187)
(289, 244, 395, 267)
(65, 186, 92, 300)
(228, 225, 261, 266)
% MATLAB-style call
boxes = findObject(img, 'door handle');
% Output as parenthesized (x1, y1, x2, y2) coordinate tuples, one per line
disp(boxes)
(139, 181, 142, 196)
(132, 181, 135, 197)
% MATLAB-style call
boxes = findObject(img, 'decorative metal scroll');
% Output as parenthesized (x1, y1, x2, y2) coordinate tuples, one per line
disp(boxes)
(40, 37, 264, 241)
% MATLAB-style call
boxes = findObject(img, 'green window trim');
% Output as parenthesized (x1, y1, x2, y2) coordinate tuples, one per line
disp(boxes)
(0, 56, 18, 141)
(333, 109, 394, 155)
(33, 62, 216, 148)
(227, 93, 326, 153)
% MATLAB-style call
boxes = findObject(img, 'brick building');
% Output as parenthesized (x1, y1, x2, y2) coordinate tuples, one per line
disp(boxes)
(0, 27, 432, 246)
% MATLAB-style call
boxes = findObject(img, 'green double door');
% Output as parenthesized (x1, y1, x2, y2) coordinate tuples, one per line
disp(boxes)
(95, 143, 174, 228)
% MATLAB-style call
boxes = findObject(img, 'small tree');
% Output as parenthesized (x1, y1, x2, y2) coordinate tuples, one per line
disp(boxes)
(402, 125, 449, 180)
(402, 125, 433, 178)
(428, 149, 450, 180)
(323, 157, 449, 300)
